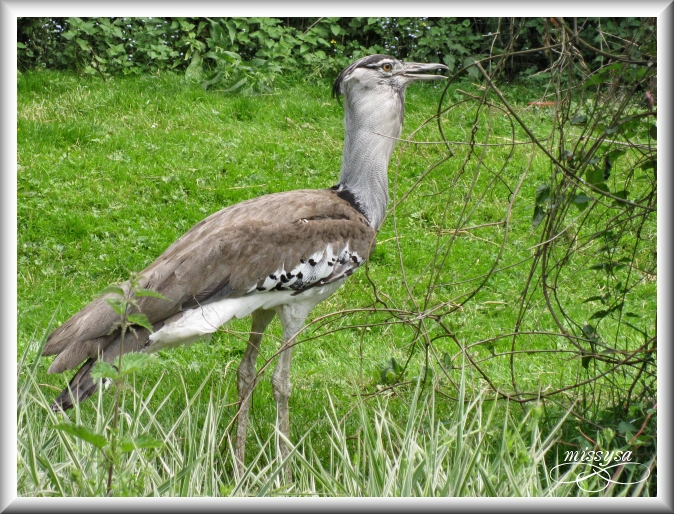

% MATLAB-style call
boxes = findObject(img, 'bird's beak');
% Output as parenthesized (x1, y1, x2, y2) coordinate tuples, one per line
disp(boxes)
(401, 61, 449, 81)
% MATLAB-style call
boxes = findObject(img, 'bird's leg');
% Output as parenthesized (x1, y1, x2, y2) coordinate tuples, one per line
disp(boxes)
(272, 303, 310, 480)
(272, 343, 294, 462)
(235, 308, 275, 480)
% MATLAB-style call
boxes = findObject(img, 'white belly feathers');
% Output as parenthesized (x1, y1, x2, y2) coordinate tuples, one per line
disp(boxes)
(147, 279, 345, 352)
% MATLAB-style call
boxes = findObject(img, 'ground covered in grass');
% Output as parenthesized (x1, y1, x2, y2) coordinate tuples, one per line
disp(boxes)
(17, 69, 656, 496)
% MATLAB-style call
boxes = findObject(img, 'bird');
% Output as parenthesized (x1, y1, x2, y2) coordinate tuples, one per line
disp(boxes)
(42, 54, 448, 477)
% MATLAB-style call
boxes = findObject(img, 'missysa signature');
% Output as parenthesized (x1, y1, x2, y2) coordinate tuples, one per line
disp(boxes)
(549, 450, 651, 492)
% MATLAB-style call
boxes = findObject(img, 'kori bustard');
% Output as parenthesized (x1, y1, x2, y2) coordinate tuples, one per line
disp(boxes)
(42, 54, 448, 475)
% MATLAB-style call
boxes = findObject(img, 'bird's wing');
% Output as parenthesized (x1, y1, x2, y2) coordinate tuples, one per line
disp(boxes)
(43, 189, 376, 374)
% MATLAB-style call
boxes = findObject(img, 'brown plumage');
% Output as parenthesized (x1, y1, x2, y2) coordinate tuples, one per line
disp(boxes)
(44, 189, 375, 407)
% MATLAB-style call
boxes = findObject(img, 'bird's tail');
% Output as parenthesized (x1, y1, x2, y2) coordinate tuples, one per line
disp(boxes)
(52, 357, 100, 411)
(51, 326, 153, 412)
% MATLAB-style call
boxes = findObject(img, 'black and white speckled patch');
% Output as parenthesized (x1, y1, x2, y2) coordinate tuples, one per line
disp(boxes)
(247, 244, 364, 294)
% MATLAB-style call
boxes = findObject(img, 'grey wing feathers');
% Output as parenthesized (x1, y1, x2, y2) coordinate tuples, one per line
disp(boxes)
(43, 189, 376, 408)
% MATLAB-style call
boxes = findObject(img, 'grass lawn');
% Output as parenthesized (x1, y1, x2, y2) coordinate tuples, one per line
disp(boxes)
(17, 68, 656, 496)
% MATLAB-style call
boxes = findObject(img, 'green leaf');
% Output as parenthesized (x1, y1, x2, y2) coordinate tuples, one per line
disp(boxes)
(581, 324, 596, 338)
(120, 435, 163, 453)
(202, 71, 225, 91)
(101, 285, 125, 297)
(609, 301, 625, 313)
(585, 62, 623, 86)
(532, 205, 546, 228)
(582, 296, 604, 303)
(594, 182, 610, 193)
(222, 50, 242, 61)
(464, 57, 480, 79)
(53, 424, 108, 449)
(184, 51, 202, 81)
(75, 38, 91, 52)
(581, 354, 592, 369)
(224, 20, 236, 45)
(390, 357, 402, 375)
(127, 313, 153, 331)
(91, 361, 118, 380)
(224, 77, 248, 93)
(589, 309, 609, 320)
(208, 19, 227, 46)
(571, 194, 592, 211)
(105, 298, 126, 316)
(618, 421, 636, 435)
(118, 353, 156, 375)
(640, 159, 656, 171)
(607, 149, 626, 162)
(570, 115, 587, 125)
(611, 190, 629, 205)
(649, 124, 656, 140)
(584, 74, 604, 87)
(535, 184, 551, 205)
(589, 261, 625, 272)
(585, 167, 604, 185)
(203, 51, 225, 64)
(135, 288, 170, 300)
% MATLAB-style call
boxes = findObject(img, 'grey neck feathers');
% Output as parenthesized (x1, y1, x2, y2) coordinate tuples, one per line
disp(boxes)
(338, 87, 405, 230)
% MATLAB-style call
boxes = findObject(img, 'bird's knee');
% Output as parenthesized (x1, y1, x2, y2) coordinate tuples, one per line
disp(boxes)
(271, 375, 292, 404)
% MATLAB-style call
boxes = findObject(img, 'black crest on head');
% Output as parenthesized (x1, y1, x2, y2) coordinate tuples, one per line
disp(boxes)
(332, 54, 395, 98)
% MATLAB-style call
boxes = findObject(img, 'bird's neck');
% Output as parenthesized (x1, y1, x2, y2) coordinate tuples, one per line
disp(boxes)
(338, 92, 404, 231)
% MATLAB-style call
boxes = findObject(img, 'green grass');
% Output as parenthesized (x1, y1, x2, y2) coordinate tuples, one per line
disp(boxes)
(17, 69, 656, 496)
(18, 340, 650, 497)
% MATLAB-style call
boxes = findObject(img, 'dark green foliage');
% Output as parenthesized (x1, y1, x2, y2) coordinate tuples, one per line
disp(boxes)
(373, 357, 404, 385)
(19, 17, 655, 84)
(18, 17, 201, 76)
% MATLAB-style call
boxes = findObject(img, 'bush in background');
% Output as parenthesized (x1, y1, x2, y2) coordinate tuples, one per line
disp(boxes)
(19, 17, 653, 90)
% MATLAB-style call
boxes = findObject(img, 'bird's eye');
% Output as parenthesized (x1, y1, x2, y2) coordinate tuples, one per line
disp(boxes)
(381, 63, 392, 72)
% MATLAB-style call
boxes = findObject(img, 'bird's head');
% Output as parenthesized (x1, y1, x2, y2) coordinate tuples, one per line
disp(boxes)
(333, 54, 448, 141)
(332, 54, 448, 101)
